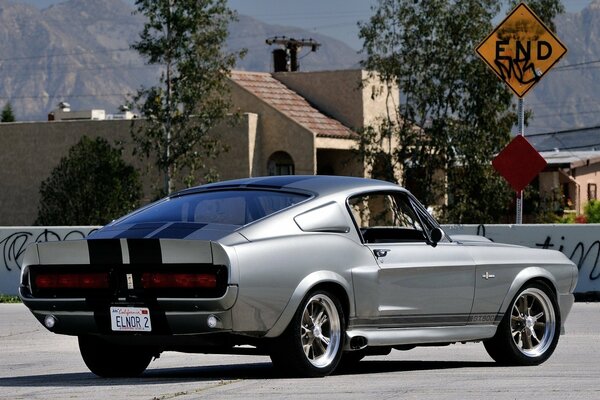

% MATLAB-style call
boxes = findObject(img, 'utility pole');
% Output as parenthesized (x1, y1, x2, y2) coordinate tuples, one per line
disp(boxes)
(265, 36, 321, 72)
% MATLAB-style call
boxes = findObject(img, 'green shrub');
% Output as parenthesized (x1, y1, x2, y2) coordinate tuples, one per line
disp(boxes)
(0, 295, 21, 303)
(584, 200, 600, 223)
(35, 136, 142, 226)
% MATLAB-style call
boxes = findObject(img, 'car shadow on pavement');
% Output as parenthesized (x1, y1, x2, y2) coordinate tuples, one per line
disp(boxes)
(334, 360, 497, 375)
(0, 360, 497, 386)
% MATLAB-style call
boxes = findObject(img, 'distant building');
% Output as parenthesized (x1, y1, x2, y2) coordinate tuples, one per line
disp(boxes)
(527, 126, 600, 215)
(538, 150, 600, 215)
(0, 69, 398, 225)
(48, 103, 137, 121)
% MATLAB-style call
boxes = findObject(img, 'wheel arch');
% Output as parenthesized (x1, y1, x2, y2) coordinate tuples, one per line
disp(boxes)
(264, 270, 352, 338)
(498, 267, 559, 317)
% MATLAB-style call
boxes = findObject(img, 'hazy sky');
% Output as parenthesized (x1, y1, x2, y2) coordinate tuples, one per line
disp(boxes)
(16, 0, 594, 49)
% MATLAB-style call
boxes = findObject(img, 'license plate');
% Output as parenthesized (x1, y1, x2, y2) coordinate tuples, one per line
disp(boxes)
(110, 307, 152, 332)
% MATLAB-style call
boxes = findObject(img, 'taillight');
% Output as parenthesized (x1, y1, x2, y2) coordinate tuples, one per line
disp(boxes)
(141, 273, 217, 289)
(34, 273, 109, 289)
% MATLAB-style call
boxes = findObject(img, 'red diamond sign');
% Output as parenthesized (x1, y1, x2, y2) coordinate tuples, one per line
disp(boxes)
(493, 135, 547, 192)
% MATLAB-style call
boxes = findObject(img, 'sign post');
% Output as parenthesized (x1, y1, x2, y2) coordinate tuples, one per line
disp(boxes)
(476, 2, 567, 224)
(516, 98, 525, 224)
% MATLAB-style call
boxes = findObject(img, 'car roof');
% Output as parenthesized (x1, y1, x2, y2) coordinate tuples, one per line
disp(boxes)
(174, 175, 404, 198)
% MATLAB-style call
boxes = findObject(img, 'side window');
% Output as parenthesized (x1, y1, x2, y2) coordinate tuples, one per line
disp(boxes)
(348, 192, 426, 243)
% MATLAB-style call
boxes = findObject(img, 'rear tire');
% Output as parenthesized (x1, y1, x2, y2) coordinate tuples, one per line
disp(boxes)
(78, 335, 153, 377)
(270, 290, 345, 377)
(484, 282, 560, 366)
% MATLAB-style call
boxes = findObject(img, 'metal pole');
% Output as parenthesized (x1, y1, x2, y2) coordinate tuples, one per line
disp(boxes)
(516, 97, 525, 224)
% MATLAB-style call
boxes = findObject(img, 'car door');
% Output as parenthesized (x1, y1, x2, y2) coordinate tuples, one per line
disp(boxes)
(348, 191, 476, 327)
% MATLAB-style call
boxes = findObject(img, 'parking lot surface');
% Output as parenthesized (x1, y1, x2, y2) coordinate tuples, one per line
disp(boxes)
(1, 302, 599, 400)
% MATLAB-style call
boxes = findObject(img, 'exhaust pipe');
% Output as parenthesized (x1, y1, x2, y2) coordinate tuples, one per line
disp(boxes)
(349, 336, 368, 350)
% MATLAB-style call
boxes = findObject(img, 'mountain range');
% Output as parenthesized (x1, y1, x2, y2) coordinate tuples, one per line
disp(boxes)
(527, 0, 600, 134)
(0, 0, 359, 121)
(0, 0, 599, 135)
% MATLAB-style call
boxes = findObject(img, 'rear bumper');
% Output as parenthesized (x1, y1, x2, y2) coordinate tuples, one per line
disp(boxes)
(21, 285, 238, 336)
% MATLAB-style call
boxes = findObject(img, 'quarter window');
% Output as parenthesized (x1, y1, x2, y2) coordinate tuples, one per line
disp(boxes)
(348, 192, 426, 243)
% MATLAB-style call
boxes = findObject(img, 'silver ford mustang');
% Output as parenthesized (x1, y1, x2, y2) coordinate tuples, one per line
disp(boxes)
(19, 176, 578, 377)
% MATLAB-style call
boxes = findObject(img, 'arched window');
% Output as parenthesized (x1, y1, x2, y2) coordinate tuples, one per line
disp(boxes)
(267, 151, 295, 176)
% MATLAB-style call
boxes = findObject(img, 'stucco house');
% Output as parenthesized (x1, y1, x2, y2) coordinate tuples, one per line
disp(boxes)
(0, 69, 398, 225)
(538, 150, 600, 215)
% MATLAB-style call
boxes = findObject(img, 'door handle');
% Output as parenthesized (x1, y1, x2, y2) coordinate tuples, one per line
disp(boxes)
(373, 249, 391, 258)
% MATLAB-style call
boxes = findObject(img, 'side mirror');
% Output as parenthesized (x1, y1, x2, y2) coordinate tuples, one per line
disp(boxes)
(430, 227, 444, 245)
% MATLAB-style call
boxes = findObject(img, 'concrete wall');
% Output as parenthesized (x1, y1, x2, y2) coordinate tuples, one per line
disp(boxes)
(3, 224, 599, 297)
(444, 224, 600, 295)
(0, 115, 256, 225)
(0, 227, 98, 295)
(0, 120, 133, 225)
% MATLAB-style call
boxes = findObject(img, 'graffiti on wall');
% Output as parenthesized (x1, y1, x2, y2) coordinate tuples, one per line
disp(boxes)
(533, 235, 600, 282)
(3, 225, 599, 296)
(444, 224, 600, 295)
(0, 227, 98, 295)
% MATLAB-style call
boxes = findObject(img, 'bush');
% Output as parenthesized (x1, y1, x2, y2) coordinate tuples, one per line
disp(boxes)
(584, 200, 600, 223)
(0, 295, 20, 303)
(35, 136, 142, 226)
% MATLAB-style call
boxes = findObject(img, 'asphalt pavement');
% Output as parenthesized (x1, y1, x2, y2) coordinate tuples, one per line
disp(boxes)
(1, 302, 599, 400)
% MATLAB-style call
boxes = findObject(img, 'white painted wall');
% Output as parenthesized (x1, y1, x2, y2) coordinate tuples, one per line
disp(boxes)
(443, 224, 600, 295)
(0, 227, 98, 296)
(1, 225, 598, 296)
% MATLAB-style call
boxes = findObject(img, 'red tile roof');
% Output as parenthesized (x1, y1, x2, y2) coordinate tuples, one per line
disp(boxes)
(230, 71, 357, 140)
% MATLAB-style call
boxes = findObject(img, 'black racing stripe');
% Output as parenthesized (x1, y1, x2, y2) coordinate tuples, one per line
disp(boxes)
(350, 314, 470, 328)
(150, 223, 207, 239)
(115, 222, 165, 239)
(127, 239, 162, 264)
(88, 239, 122, 265)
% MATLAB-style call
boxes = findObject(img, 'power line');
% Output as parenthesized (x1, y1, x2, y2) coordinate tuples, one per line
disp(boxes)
(526, 124, 600, 137)
(554, 58, 600, 71)
(532, 109, 600, 119)
(546, 142, 600, 151)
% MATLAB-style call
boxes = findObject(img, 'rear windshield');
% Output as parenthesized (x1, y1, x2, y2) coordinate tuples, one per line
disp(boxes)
(116, 190, 310, 226)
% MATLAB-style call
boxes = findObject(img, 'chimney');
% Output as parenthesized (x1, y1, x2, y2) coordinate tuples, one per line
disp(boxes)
(273, 49, 287, 72)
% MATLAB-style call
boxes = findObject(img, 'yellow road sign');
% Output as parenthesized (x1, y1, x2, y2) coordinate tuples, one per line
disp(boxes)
(476, 2, 567, 98)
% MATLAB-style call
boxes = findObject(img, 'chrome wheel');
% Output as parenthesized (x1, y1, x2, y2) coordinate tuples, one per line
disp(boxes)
(300, 294, 342, 368)
(509, 287, 556, 358)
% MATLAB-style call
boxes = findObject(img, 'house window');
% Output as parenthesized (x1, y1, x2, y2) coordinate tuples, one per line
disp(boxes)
(588, 183, 597, 201)
(267, 151, 295, 176)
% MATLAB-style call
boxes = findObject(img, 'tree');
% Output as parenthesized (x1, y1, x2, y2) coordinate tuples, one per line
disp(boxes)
(1, 102, 15, 122)
(130, 0, 244, 196)
(357, 0, 564, 224)
(35, 136, 142, 226)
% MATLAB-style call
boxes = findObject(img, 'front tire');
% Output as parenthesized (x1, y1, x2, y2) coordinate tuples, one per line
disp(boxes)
(79, 335, 154, 377)
(484, 282, 560, 366)
(270, 290, 344, 377)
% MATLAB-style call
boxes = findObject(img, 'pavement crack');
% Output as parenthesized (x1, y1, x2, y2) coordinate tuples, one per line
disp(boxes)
(0, 329, 41, 338)
(150, 380, 239, 400)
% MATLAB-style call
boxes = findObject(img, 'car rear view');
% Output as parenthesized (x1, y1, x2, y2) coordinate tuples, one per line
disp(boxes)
(19, 187, 310, 376)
